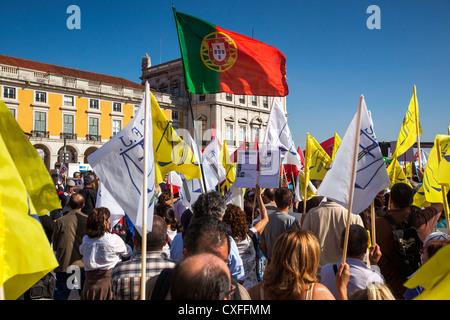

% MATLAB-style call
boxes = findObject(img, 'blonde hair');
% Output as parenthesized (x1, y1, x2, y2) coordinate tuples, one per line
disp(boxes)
(263, 229, 320, 299)
(349, 283, 396, 300)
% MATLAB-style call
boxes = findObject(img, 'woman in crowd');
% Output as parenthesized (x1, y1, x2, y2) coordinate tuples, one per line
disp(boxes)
(79, 207, 132, 300)
(248, 229, 349, 300)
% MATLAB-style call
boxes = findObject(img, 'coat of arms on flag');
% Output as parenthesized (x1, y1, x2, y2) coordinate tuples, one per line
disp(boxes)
(201, 32, 237, 72)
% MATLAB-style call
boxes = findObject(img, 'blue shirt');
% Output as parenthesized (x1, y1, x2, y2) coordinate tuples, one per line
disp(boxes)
(170, 233, 245, 281)
(320, 257, 385, 299)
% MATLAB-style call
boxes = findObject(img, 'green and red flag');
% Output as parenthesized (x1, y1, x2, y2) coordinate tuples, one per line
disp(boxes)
(173, 9, 289, 97)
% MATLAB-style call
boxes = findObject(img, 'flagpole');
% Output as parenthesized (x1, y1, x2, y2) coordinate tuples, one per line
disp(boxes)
(414, 85, 422, 169)
(140, 81, 150, 300)
(342, 96, 364, 263)
(303, 133, 310, 215)
(370, 201, 376, 247)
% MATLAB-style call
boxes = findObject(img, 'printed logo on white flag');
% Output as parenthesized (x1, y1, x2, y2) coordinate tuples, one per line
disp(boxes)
(202, 136, 226, 191)
(318, 97, 390, 214)
(88, 83, 156, 233)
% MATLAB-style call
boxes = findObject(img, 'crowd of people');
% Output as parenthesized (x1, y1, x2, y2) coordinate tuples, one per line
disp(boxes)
(20, 165, 448, 301)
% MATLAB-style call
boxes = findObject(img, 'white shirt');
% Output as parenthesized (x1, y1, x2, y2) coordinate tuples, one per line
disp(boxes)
(80, 232, 132, 271)
(320, 257, 385, 299)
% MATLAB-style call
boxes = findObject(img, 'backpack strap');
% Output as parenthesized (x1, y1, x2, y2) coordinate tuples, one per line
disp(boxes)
(150, 268, 173, 300)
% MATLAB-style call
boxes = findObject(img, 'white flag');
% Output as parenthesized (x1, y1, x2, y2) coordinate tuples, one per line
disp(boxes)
(263, 97, 302, 167)
(96, 182, 125, 230)
(202, 136, 226, 191)
(88, 83, 156, 234)
(318, 96, 390, 214)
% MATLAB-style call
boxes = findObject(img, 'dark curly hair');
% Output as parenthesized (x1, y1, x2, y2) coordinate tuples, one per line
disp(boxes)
(86, 207, 111, 238)
(223, 204, 249, 242)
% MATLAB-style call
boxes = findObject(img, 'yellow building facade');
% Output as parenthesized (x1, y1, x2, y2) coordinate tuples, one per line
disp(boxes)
(1, 54, 181, 172)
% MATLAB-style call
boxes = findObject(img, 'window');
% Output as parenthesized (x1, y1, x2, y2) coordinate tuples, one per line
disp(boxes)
(239, 95, 245, 104)
(89, 117, 99, 136)
(35, 91, 46, 103)
(239, 126, 246, 143)
(9, 108, 16, 118)
(263, 96, 269, 108)
(253, 126, 260, 141)
(113, 102, 122, 113)
(3, 87, 15, 99)
(112, 119, 122, 136)
(252, 96, 257, 106)
(34, 111, 46, 132)
(226, 124, 234, 141)
(90, 99, 99, 109)
(226, 93, 232, 101)
(64, 95, 74, 107)
(172, 81, 180, 95)
(63, 114, 74, 134)
(172, 110, 179, 120)
(199, 94, 206, 101)
(159, 83, 168, 93)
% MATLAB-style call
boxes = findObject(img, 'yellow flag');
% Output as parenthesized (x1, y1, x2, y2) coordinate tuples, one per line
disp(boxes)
(412, 184, 431, 208)
(305, 133, 332, 180)
(0, 100, 61, 215)
(392, 85, 423, 159)
(298, 171, 317, 201)
(404, 243, 450, 300)
(387, 158, 411, 188)
(151, 93, 201, 184)
(331, 132, 341, 161)
(220, 140, 236, 194)
(405, 162, 413, 179)
(437, 135, 450, 188)
(421, 136, 444, 203)
(0, 99, 59, 300)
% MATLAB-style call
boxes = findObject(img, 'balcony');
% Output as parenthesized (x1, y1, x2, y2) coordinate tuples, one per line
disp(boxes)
(31, 130, 49, 138)
(86, 134, 101, 141)
(60, 132, 77, 140)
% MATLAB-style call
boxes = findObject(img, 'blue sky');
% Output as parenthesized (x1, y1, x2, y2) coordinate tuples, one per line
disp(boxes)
(1, 0, 449, 149)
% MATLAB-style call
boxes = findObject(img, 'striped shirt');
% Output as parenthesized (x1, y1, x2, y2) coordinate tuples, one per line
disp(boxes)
(111, 251, 175, 300)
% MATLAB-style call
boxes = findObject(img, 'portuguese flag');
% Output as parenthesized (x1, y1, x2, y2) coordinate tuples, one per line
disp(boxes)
(173, 9, 289, 97)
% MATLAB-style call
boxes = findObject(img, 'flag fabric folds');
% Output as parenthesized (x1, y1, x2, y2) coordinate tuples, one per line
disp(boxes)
(332, 132, 341, 161)
(437, 135, 450, 188)
(318, 96, 391, 214)
(387, 158, 411, 188)
(264, 97, 302, 167)
(151, 93, 201, 184)
(220, 141, 236, 194)
(88, 84, 158, 234)
(305, 133, 332, 181)
(404, 243, 450, 300)
(0, 99, 59, 300)
(392, 85, 423, 159)
(0, 100, 61, 216)
(420, 136, 445, 204)
(173, 9, 288, 97)
(202, 136, 226, 191)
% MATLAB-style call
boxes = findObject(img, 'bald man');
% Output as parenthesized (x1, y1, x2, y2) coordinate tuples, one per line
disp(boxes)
(170, 253, 233, 300)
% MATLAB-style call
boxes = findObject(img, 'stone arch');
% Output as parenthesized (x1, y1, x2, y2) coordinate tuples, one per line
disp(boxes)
(33, 143, 51, 170)
(83, 146, 98, 163)
(57, 145, 78, 164)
